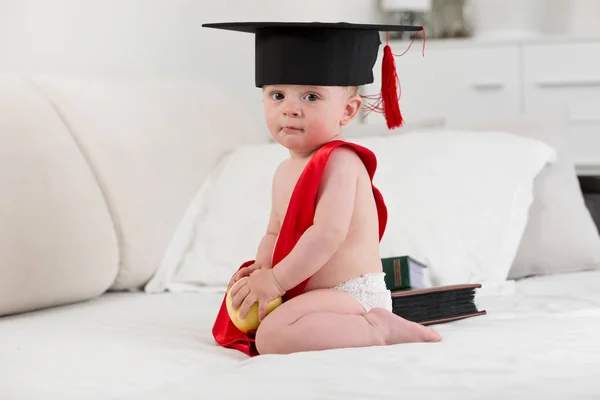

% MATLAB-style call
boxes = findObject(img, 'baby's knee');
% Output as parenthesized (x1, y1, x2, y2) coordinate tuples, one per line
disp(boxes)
(255, 324, 277, 355)
(255, 317, 286, 355)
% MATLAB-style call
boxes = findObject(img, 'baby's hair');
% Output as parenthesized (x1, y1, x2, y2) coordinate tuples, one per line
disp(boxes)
(347, 86, 359, 97)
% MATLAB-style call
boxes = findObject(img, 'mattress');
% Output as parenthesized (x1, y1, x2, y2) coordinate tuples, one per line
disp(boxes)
(2, 270, 600, 400)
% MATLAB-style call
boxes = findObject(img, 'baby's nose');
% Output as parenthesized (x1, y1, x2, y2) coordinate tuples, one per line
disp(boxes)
(283, 108, 300, 117)
(283, 101, 301, 117)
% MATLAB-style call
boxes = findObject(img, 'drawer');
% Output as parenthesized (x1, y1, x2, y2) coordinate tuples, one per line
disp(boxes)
(524, 86, 600, 167)
(524, 41, 600, 88)
(361, 41, 521, 127)
(565, 124, 600, 166)
(523, 41, 600, 169)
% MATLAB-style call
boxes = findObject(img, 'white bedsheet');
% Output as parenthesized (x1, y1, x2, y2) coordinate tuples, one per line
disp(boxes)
(2, 270, 600, 400)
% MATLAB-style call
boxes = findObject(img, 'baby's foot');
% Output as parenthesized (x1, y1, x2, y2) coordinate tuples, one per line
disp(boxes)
(367, 308, 442, 345)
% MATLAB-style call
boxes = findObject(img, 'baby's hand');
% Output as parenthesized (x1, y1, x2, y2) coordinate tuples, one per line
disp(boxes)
(230, 268, 285, 321)
(227, 262, 266, 291)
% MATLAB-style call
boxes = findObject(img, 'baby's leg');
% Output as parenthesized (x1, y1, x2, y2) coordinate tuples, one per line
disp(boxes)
(255, 289, 441, 355)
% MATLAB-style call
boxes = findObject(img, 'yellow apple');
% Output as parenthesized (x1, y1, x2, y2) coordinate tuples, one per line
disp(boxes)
(226, 277, 283, 333)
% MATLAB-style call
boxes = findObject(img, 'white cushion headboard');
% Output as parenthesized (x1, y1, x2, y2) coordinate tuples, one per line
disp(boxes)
(1, 72, 268, 317)
(0, 74, 118, 316)
(30, 76, 268, 290)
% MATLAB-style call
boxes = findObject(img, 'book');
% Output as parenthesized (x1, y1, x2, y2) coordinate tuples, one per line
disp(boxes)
(381, 255, 428, 291)
(391, 284, 487, 325)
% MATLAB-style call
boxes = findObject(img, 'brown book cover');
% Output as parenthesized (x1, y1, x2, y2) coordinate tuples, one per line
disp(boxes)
(419, 311, 488, 326)
(391, 283, 482, 297)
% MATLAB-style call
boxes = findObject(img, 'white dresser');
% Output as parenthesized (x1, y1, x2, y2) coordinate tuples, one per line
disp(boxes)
(362, 36, 600, 175)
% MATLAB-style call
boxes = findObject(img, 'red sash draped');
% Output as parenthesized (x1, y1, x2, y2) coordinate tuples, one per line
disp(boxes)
(211, 140, 388, 356)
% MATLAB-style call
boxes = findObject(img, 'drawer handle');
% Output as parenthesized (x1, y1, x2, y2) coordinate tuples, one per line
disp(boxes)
(569, 104, 600, 125)
(535, 78, 600, 88)
(570, 119, 600, 126)
(471, 82, 505, 90)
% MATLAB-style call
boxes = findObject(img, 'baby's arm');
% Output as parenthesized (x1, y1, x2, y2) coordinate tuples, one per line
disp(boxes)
(254, 207, 280, 267)
(273, 147, 360, 291)
(255, 164, 283, 267)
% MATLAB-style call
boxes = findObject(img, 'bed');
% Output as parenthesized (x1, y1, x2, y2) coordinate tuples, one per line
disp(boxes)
(4, 130, 600, 400)
(2, 269, 599, 400)
(2, 75, 600, 399)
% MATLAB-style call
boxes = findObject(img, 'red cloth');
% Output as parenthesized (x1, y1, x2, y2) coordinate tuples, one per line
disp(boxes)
(211, 140, 388, 356)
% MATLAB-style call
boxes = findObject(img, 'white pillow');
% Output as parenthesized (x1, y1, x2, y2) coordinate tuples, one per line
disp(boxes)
(453, 113, 600, 279)
(145, 129, 555, 293)
(144, 142, 288, 293)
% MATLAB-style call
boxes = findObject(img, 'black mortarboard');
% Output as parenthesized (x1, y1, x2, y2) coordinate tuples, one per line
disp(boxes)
(202, 22, 425, 129)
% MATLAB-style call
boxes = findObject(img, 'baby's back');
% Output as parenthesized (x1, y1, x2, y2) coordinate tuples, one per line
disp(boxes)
(272, 148, 383, 291)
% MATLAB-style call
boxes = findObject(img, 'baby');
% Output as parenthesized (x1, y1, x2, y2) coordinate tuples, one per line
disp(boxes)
(204, 21, 441, 355)
(227, 83, 441, 354)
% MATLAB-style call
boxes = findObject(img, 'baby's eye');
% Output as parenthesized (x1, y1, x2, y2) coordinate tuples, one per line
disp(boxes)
(270, 92, 284, 101)
(303, 93, 320, 102)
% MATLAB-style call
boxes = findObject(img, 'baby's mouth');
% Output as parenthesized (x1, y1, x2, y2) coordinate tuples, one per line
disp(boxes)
(282, 126, 304, 133)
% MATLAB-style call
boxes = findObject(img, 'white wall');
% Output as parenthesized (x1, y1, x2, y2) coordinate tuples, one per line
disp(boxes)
(3, 0, 592, 127)
(0, 0, 386, 124)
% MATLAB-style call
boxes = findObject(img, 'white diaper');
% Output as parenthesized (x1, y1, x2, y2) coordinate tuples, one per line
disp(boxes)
(332, 273, 393, 312)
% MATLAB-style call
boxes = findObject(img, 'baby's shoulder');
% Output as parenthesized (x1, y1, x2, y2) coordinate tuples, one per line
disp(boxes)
(324, 146, 367, 176)
(272, 158, 293, 178)
(328, 145, 364, 163)
(271, 158, 299, 190)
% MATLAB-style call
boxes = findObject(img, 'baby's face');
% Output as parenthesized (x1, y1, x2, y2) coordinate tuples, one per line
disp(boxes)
(262, 85, 362, 155)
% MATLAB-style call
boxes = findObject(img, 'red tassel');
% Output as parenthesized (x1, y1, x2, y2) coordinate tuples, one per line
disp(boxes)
(380, 44, 402, 129)
(360, 27, 426, 130)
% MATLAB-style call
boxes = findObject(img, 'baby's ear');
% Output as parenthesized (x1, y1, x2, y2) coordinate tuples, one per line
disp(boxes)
(341, 95, 363, 126)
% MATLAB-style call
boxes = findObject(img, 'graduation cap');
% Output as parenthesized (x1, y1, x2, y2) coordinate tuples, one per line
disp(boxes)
(202, 22, 425, 130)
